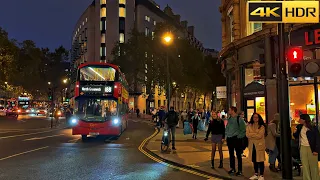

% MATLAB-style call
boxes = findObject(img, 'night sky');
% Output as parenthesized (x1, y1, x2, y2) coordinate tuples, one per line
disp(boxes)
(0, 0, 221, 51)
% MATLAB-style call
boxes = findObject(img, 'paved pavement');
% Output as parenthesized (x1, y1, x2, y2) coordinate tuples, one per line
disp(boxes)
(146, 124, 320, 180)
(0, 114, 213, 180)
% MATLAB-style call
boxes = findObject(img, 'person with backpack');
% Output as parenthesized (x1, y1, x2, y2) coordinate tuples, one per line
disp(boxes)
(293, 114, 320, 180)
(246, 113, 267, 180)
(225, 106, 246, 176)
(163, 107, 179, 150)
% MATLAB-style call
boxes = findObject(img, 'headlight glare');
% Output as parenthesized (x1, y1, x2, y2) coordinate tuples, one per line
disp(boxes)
(113, 118, 119, 125)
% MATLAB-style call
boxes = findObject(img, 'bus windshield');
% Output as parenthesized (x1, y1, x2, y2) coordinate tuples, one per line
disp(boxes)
(79, 66, 116, 81)
(75, 98, 117, 122)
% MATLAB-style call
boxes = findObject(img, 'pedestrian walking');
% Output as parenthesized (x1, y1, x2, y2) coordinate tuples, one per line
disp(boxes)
(163, 107, 179, 150)
(205, 111, 225, 169)
(192, 112, 200, 139)
(158, 107, 166, 128)
(225, 106, 246, 176)
(293, 114, 320, 180)
(246, 113, 267, 180)
(265, 116, 280, 172)
(136, 108, 140, 118)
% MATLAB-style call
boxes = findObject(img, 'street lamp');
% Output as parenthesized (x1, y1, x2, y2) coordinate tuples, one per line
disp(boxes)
(4, 82, 7, 85)
(48, 82, 51, 85)
(162, 32, 173, 111)
(63, 79, 67, 84)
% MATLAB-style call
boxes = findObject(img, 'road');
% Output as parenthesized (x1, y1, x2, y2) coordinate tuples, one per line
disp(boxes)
(0, 115, 209, 180)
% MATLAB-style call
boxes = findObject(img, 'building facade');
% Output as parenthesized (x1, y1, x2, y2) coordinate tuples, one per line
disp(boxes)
(70, 0, 212, 113)
(219, 0, 320, 127)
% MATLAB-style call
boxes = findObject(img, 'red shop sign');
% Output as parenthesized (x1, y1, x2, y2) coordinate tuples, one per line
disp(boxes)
(305, 29, 320, 46)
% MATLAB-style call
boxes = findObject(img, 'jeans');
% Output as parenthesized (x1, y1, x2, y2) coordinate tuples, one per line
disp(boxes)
(253, 145, 265, 175)
(168, 126, 176, 148)
(227, 136, 243, 172)
(268, 146, 279, 164)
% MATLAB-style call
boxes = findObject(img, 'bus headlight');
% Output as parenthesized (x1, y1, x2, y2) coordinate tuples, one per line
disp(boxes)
(113, 118, 119, 125)
(71, 118, 78, 124)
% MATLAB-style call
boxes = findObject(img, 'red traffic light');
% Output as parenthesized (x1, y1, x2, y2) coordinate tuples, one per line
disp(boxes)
(287, 46, 303, 62)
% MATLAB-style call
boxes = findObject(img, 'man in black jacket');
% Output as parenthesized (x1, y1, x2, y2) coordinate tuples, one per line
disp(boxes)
(164, 107, 179, 150)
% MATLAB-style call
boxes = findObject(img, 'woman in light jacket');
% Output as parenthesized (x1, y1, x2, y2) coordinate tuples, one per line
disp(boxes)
(246, 113, 266, 180)
(293, 114, 320, 180)
(265, 117, 280, 172)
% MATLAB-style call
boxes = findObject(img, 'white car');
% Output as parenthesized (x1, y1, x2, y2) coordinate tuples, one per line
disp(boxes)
(0, 107, 6, 116)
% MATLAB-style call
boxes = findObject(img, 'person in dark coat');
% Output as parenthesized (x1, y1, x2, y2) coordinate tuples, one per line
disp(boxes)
(192, 112, 200, 139)
(205, 111, 225, 169)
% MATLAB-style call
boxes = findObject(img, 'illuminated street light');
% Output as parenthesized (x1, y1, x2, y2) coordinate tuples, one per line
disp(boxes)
(163, 33, 173, 45)
(63, 79, 68, 84)
(4, 82, 7, 85)
(48, 82, 51, 85)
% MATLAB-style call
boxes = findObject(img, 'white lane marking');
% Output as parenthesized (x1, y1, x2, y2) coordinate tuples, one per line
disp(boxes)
(188, 164, 200, 168)
(0, 146, 49, 161)
(23, 134, 64, 141)
(68, 138, 80, 143)
(0, 129, 59, 139)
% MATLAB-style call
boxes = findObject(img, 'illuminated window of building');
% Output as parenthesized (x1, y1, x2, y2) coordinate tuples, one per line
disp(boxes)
(145, 52, 148, 58)
(151, 32, 155, 40)
(100, 47, 106, 57)
(119, 0, 126, 5)
(100, 21, 106, 31)
(80, 25, 82, 29)
(86, 18, 88, 22)
(119, 33, 125, 43)
(119, 7, 126, 17)
(101, 7, 106, 18)
(101, 34, 106, 43)
(100, 0, 106, 4)
(246, 0, 262, 35)
(145, 63, 147, 69)
(154, 20, 156, 26)
(145, 28, 149, 36)
(145, 16, 150, 22)
(227, 6, 234, 42)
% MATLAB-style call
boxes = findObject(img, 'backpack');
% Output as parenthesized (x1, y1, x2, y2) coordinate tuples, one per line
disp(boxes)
(237, 116, 248, 150)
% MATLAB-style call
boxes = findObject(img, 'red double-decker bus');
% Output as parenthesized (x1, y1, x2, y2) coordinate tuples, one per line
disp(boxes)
(71, 62, 129, 140)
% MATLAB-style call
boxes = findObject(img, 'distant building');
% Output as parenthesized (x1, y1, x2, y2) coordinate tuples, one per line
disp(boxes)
(70, 0, 210, 112)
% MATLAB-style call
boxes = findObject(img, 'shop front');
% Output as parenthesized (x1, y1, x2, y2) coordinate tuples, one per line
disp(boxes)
(243, 82, 266, 121)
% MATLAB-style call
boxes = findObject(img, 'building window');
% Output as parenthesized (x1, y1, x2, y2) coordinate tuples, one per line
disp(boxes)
(145, 16, 150, 22)
(145, 63, 147, 69)
(119, 7, 126, 17)
(85, 28, 87, 38)
(119, 0, 125, 5)
(101, 7, 106, 18)
(247, 23, 262, 36)
(227, 7, 234, 42)
(119, 19, 125, 31)
(145, 28, 149, 36)
(100, 0, 106, 4)
(145, 52, 148, 58)
(100, 47, 106, 57)
(119, 33, 125, 43)
(82, 21, 84, 25)
(151, 32, 155, 40)
(86, 18, 88, 22)
(80, 25, 82, 29)
(100, 21, 106, 31)
(101, 34, 106, 43)
(154, 20, 156, 26)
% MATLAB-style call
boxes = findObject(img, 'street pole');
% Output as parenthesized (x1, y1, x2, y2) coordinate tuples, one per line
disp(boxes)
(166, 51, 170, 111)
(278, 23, 293, 179)
(314, 77, 319, 127)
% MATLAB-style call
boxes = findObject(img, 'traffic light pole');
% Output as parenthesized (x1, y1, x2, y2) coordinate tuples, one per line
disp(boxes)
(278, 23, 293, 179)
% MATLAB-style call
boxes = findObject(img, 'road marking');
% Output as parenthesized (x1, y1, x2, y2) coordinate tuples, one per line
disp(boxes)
(23, 134, 64, 141)
(138, 130, 223, 180)
(68, 138, 80, 143)
(0, 146, 49, 161)
(0, 129, 59, 139)
(188, 164, 200, 168)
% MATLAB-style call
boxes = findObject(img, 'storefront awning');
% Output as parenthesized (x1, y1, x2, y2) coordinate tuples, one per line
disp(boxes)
(243, 82, 265, 97)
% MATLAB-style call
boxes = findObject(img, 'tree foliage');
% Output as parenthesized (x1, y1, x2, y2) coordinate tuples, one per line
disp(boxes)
(0, 27, 69, 100)
(111, 22, 225, 99)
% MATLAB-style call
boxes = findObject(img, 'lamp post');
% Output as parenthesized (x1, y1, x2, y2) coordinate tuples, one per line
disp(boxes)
(163, 33, 173, 111)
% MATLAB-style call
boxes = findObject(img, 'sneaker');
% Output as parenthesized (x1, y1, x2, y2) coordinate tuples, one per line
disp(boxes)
(249, 174, 259, 180)
(228, 169, 236, 175)
(258, 176, 264, 180)
(236, 171, 242, 176)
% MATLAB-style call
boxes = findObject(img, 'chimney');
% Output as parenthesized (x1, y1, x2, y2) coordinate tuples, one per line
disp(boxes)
(181, 21, 188, 28)
(187, 26, 195, 36)
(174, 15, 181, 22)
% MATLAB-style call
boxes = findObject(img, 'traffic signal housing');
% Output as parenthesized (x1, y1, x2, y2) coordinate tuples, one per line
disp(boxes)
(287, 46, 304, 77)
(48, 88, 52, 101)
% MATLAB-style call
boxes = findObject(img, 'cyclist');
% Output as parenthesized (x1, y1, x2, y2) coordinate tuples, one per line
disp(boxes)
(164, 106, 179, 150)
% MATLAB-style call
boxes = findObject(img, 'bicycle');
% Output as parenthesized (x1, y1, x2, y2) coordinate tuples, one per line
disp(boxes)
(161, 125, 171, 152)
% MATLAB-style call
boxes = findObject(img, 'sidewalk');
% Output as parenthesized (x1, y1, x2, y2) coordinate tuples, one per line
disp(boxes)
(146, 127, 317, 180)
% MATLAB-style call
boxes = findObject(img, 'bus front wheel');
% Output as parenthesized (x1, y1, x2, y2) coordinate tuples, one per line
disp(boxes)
(81, 135, 88, 141)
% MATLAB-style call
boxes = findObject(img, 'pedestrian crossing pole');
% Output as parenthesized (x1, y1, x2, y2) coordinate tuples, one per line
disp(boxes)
(277, 23, 293, 179)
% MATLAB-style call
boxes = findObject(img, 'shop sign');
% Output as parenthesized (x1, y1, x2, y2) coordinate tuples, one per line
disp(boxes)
(216, 86, 226, 99)
(244, 91, 264, 96)
(305, 29, 320, 46)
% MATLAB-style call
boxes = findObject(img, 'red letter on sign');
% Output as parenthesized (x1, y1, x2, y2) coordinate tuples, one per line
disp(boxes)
(305, 31, 313, 46)
(314, 29, 320, 45)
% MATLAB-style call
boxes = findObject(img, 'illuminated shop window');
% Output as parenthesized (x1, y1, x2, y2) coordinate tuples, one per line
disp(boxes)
(119, 0, 126, 5)
(101, 7, 106, 17)
(119, 7, 126, 17)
